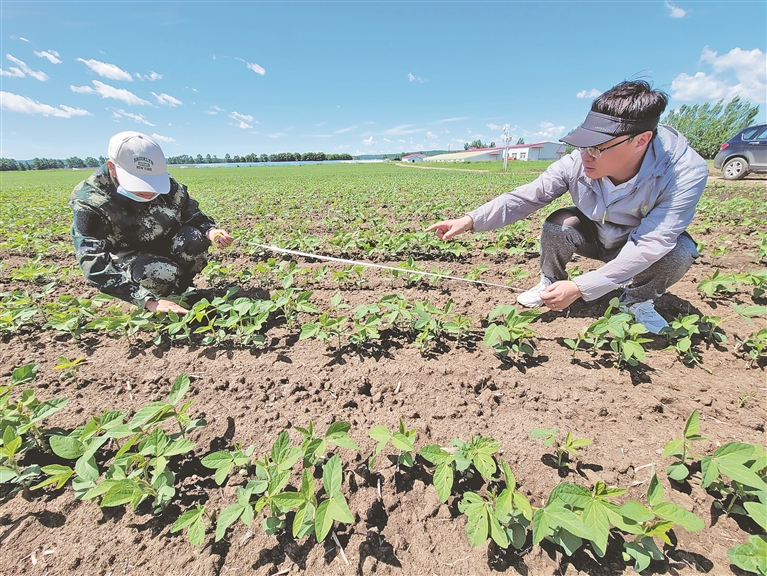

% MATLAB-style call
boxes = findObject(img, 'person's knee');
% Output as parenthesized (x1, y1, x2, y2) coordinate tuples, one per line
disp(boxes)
(131, 256, 183, 295)
(169, 225, 210, 257)
(545, 208, 583, 228)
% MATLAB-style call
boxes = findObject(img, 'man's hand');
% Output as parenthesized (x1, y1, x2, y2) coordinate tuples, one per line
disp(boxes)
(425, 215, 474, 241)
(207, 228, 234, 248)
(540, 280, 582, 311)
(146, 298, 189, 314)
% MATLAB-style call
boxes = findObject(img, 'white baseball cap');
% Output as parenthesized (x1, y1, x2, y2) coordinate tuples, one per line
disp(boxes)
(107, 131, 171, 194)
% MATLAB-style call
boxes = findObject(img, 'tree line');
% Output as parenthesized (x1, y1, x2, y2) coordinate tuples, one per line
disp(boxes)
(1, 151, 354, 171)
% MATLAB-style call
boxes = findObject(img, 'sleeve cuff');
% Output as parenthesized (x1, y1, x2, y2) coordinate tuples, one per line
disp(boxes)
(573, 271, 621, 301)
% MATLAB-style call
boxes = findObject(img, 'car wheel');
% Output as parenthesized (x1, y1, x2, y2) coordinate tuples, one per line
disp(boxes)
(722, 157, 749, 180)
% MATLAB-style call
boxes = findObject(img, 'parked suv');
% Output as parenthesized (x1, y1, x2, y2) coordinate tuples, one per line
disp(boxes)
(713, 123, 767, 180)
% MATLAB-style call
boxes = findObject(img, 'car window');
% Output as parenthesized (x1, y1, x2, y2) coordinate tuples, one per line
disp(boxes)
(741, 127, 759, 140)
(756, 127, 767, 140)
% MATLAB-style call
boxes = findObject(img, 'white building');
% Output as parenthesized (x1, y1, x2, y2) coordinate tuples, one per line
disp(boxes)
(402, 153, 426, 163)
(424, 142, 566, 163)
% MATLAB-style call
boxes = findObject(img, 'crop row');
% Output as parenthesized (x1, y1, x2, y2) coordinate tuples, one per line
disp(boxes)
(1, 365, 764, 574)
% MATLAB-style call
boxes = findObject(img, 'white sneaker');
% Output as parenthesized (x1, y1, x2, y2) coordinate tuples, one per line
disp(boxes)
(621, 300, 668, 334)
(516, 276, 553, 308)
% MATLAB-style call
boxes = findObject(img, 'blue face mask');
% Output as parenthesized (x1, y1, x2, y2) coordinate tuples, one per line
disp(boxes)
(116, 186, 159, 203)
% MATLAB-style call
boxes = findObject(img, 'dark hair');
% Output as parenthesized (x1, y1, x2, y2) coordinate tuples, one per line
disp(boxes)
(591, 80, 668, 122)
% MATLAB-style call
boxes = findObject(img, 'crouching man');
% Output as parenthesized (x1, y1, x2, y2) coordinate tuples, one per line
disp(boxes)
(427, 81, 707, 334)
(69, 131, 233, 314)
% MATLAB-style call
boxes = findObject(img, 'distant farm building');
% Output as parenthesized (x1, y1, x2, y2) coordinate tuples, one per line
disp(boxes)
(402, 153, 426, 163)
(424, 142, 566, 163)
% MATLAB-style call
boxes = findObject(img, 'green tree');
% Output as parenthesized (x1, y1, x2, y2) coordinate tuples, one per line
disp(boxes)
(517, 138, 525, 145)
(663, 97, 759, 159)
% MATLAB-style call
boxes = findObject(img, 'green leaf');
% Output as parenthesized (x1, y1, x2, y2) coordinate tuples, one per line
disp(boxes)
(549, 482, 591, 509)
(315, 500, 333, 542)
(168, 374, 190, 405)
(172, 505, 205, 532)
(662, 438, 685, 458)
(391, 432, 414, 452)
(272, 492, 306, 509)
(488, 512, 509, 549)
(129, 402, 172, 430)
(653, 502, 704, 532)
(326, 435, 360, 451)
(325, 421, 350, 437)
(647, 473, 663, 508)
(744, 502, 767, 532)
(473, 452, 496, 479)
(419, 444, 449, 465)
(10, 363, 38, 385)
(667, 461, 690, 481)
(101, 479, 143, 507)
(27, 398, 69, 425)
(728, 535, 767, 575)
(700, 456, 719, 489)
(215, 503, 246, 542)
(618, 500, 654, 524)
(465, 505, 490, 547)
(368, 425, 391, 443)
(432, 460, 454, 503)
(322, 454, 343, 495)
(327, 492, 354, 524)
(49, 435, 85, 460)
(201, 451, 234, 469)
(551, 528, 583, 556)
(32, 465, 73, 490)
(75, 455, 99, 482)
(683, 410, 700, 437)
(718, 460, 766, 490)
(188, 517, 206, 546)
(583, 500, 610, 557)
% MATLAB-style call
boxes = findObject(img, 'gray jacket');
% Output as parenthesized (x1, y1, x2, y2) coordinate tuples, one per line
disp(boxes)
(469, 126, 708, 300)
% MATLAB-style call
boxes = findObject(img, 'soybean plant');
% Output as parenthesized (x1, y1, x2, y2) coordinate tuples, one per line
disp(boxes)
(530, 427, 592, 469)
(662, 409, 707, 481)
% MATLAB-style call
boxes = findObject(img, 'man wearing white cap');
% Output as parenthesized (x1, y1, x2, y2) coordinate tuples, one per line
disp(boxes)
(427, 81, 708, 334)
(70, 131, 233, 314)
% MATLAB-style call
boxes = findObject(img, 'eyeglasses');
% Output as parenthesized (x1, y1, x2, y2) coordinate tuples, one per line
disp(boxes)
(578, 135, 634, 159)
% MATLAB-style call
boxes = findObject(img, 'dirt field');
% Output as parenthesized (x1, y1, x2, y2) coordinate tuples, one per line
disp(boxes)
(0, 167, 765, 576)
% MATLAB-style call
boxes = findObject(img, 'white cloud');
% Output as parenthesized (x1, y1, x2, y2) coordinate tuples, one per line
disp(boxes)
(34, 50, 61, 64)
(486, 123, 500, 131)
(407, 72, 425, 83)
(665, 1, 687, 18)
(235, 121, 252, 129)
(70, 80, 151, 106)
(0, 67, 25, 78)
(5, 55, 48, 81)
(314, 121, 327, 127)
(229, 111, 255, 123)
(436, 117, 468, 123)
(136, 71, 162, 81)
(19, 37, 30, 43)
(76, 58, 132, 81)
(1, 91, 91, 118)
(335, 125, 357, 133)
(524, 121, 566, 141)
(237, 58, 265, 75)
(363, 136, 376, 145)
(269, 133, 288, 138)
(152, 92, 182, 106)
(111, 108, 155, 126)
(205, 105, 224, 115)
(151, 133, 175, 143)
(672, 46, 766, 103)
(382, 124, 425, 135)
(383, 137, 392, 143)
(576, 88, 601, 98)
(426, 131, 438, 139)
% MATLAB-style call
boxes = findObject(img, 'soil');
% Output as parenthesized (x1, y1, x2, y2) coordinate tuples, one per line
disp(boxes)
(1, 176, 765, 576)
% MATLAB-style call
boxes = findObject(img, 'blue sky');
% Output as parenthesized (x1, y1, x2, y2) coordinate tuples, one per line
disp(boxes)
(1, 1, 765, 160)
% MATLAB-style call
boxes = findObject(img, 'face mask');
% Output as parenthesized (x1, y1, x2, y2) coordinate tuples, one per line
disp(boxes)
(116, 186, 159, 203)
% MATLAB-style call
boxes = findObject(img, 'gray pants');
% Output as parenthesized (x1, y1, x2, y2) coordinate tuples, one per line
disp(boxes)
(122, 225, 210, 295)
(539, 208, 699, 304)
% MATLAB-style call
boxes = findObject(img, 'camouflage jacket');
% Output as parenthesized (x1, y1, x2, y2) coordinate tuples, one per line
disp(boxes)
(69, 164, 216, 307)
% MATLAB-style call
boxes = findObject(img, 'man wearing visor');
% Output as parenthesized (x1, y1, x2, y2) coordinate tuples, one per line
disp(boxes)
(70, 131, 233, 314)
(427, 81, 707, 333)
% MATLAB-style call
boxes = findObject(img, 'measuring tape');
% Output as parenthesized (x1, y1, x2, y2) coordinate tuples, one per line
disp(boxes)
(246, 242, 526, 292)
